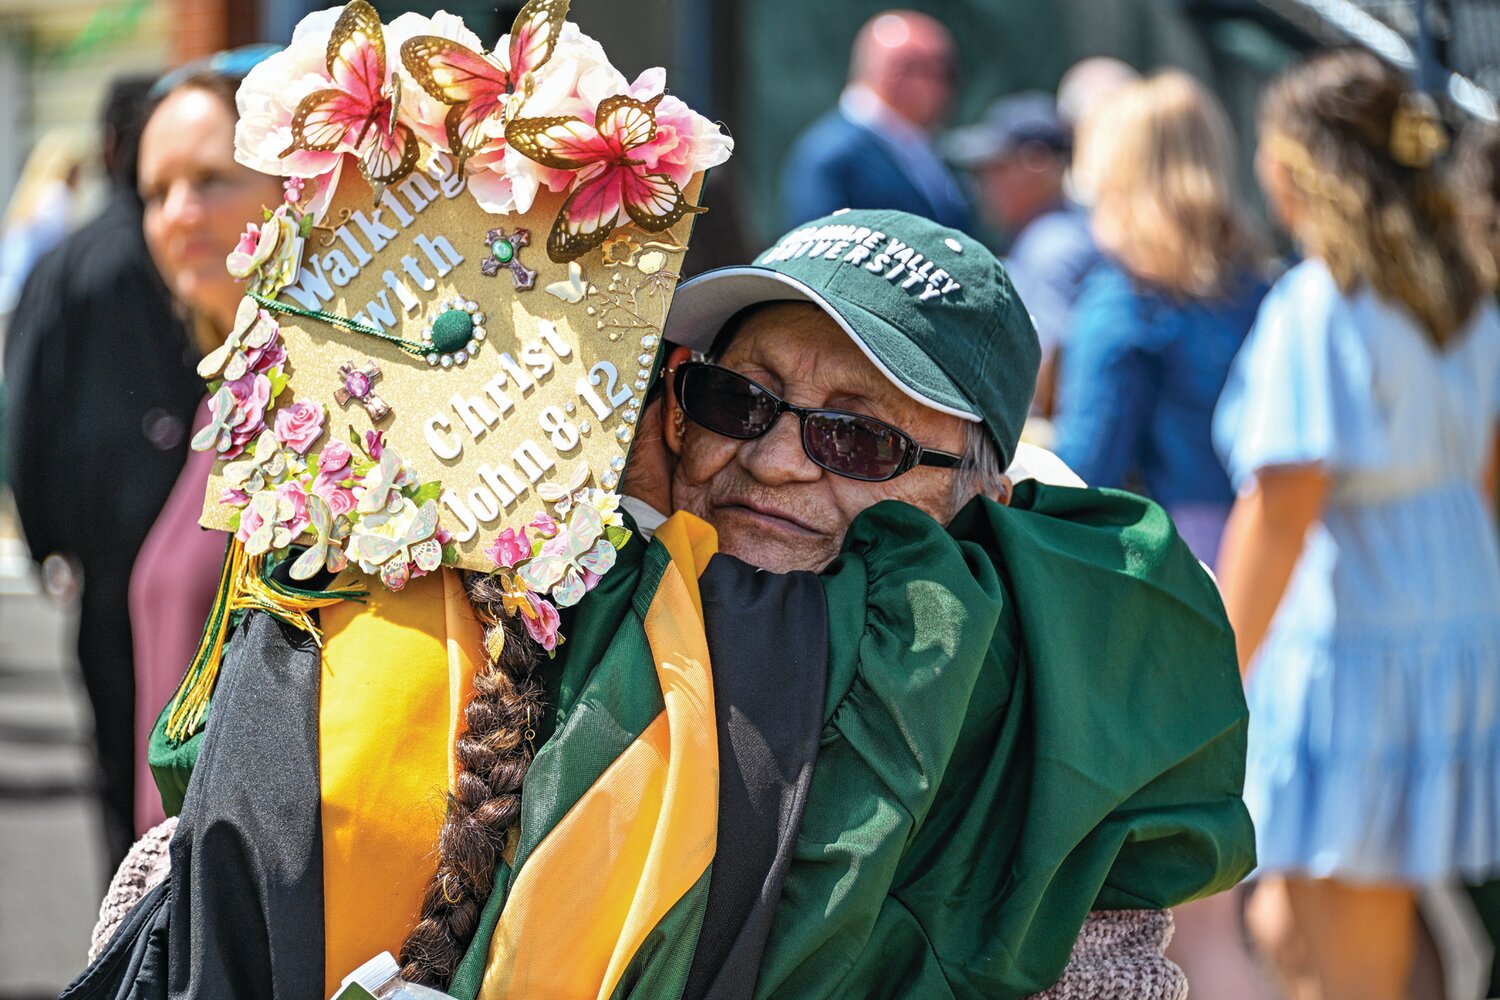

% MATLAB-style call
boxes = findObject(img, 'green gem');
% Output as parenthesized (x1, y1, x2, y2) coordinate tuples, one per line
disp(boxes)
(430, 309, 474, 354)
(490, 239, 514, 264)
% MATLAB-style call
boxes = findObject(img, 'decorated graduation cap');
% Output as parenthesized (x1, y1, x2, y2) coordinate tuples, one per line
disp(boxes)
(169, 0, 729, 740)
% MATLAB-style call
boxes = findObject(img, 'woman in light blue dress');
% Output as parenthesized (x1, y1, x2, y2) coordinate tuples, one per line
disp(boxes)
(1215, 49, 1500, 998)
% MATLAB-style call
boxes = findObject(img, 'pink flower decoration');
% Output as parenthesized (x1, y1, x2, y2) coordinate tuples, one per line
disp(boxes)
(365, 430, 385, 459)
(234, 495, 269, 545)
(232, 225, 260, 258)
(484, 527, 530, 569)
(311, 477, 357, 517)
(523, 594, 562, 651)
(220, 487, 251, 506)
(273, 400, 326, 454)
(435, 526, 453, 546)
(539, 530, 569, 558)
(274, 480, 311, 539)
(221, 371, 272, 458)
(529, 512, 559, 537)
(318, 439, 352, 475)
(242, 323, 285, 374)
(311, 441, 355, 513)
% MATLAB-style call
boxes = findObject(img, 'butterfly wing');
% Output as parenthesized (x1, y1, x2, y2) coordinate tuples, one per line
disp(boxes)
(597, 94, 658, 153)
(380, 558, 411, 591)
(286, 87, 374, 153)
(402, 500, 440, 548)
(410, 538, 443, 573)
(401, 36, 509, 165)
(326, 0, 387, 112)
(356, 451, 398, 513)
(544, 261, 589, 302)
(350, 533, 400, 566)
(546, 166, 625, 262)
(289, 495, 332, 580)
(550, 566, 587, 608)
(191, 388, 236, 452)
(621, 167, 704, 234)
(505, 114, 611, 171)
(197, 340, 235, 380)
(357, 115, 420, 187)
(575, 537, 617, 577)
(516, 553, 567, 595)
(566, 501, 604, 546)
(507, 0, 569, 81)
(538, 464, 589, 504)
(244, 494, 282, 557)
(241, 311, 277, 351)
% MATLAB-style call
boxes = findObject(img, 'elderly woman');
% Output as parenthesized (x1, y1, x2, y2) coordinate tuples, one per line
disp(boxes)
(86, 210, 1251, 1000)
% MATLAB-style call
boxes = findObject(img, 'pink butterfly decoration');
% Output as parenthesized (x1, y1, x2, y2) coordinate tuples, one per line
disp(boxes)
(280, 0, 419, 195)
(505, 93, 705, 263)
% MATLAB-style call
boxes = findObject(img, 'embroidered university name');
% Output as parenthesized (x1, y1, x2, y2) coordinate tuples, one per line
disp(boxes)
(757, 223, 963, 301)
(282, 153, 468, 330)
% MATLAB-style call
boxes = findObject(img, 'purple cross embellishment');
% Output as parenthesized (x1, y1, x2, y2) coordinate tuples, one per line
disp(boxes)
(482, 227, 537, 291)
(334, 360, 390, 422)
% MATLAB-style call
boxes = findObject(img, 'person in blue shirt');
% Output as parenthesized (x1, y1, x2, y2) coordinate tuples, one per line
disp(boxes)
(946, 91, 1101, 411)
(1053, 71, 1267, 569)
(778, 10, 974, 234)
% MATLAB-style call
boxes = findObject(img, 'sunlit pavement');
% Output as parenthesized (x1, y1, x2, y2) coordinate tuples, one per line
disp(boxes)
(0, 534, 103, 998)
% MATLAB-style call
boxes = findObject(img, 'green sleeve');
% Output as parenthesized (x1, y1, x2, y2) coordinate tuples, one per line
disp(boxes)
(758, 485, 1253, 999)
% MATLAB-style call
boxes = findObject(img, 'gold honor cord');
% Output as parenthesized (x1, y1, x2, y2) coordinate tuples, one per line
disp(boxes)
(165, 536, 365, 744)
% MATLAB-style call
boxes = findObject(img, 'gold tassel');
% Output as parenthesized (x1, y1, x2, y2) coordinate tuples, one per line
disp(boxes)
(164, 537, 362, 744)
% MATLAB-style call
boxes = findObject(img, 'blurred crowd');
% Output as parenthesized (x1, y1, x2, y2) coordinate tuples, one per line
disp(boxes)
(4, 6, 1500, 999)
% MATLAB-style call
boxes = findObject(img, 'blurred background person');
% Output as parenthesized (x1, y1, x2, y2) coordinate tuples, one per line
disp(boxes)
(128, 47, 283, 833)
(778, 9, 973, 233)
(0, 130, 86, 316)
(947, 90, 1098, 415)
(1057, 55, 1142, 207)
(1452, 114, 1500, 1000)
(1052, 71, 1267, 567)
(1454, 119, 1500, 297)
(1215, 47, 1500, 1000)
(3, 77, 204, 871)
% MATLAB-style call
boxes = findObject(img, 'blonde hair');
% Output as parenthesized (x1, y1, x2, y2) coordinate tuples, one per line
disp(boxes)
(3, 129, 87, 230)
(1086, 71, 1262, 299)
(1259, 49, 1482, 346)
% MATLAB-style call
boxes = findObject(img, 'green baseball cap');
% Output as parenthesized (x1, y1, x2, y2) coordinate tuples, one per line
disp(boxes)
(663, 208, 1041, 467)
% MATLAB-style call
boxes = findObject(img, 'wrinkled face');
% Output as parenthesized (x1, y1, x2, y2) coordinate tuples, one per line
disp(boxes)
(670, 303, 968, 573)
(139, 87, 283, 333)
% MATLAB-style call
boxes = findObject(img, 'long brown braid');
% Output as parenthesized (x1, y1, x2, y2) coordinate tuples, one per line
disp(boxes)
(397, 571, 548, 988)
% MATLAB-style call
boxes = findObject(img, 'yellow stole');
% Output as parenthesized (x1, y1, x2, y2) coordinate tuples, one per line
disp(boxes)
(313, 513, 719, 1000)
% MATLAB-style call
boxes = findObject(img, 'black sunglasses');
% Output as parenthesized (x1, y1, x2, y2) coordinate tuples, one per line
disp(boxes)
(673, 362, 963, 483)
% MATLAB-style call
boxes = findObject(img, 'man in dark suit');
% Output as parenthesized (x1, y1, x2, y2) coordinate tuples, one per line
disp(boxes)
(779, 10, 974, 234)
(4, 77, 204, 870)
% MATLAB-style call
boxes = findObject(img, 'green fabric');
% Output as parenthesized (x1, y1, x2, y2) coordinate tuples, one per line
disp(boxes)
(503, 533, 666, 887)
(754, 482, 1253, 998)
(607, 868, 714, 1000)
(447, 857, 513, 1000)
(147, 703, 203, 818)
(451, 530, 710, 993)
(459, 482, 1252, 997)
